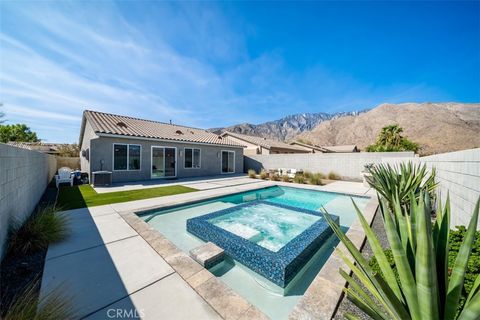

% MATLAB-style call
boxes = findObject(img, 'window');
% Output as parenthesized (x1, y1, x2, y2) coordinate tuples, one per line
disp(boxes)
(221, 151, 235, 173)
(184, 148, 201, 169)
(129, 145, 141, 170)
(113, 144, 141, 171)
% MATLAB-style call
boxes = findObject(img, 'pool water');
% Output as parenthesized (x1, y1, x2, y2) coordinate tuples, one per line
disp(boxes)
(140, 186, 370, 319)
(209, 202, 321, 252)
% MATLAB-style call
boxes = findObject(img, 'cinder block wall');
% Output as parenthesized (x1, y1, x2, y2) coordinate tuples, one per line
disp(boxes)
(421, 149, 480, 228)
(0, 144, 57, 258)
(244, 152, 416, 181)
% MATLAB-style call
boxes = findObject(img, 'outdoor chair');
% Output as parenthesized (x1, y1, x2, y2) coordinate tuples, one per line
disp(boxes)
(55, 167, 74, 188)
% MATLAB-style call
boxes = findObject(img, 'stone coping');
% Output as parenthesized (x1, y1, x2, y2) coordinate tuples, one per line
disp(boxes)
(116, 181, 378, 320)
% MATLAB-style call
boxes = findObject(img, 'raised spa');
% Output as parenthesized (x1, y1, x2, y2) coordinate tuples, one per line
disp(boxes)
(187, 200, 339, 287)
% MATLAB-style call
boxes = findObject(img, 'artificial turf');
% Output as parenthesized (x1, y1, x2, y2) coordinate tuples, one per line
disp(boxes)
(56, 184, 197, 210)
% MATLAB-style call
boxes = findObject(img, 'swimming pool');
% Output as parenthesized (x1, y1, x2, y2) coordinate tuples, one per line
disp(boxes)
(139, 185, 370, 319)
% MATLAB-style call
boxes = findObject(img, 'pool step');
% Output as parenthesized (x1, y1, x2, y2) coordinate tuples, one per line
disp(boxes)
(189, 242, 225, 269)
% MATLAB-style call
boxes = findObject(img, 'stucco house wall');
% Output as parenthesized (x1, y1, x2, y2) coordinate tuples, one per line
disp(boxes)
(85, 136, 244, 183)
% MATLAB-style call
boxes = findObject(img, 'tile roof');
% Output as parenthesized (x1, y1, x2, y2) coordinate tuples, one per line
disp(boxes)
(221, 131, 308, 151)
(83, 110, 245, 147)
(322, 145, 358, 153)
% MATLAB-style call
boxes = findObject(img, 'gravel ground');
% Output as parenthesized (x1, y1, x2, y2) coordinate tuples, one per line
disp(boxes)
(0, 184, 57, 315)
(333, 208, 389, 320)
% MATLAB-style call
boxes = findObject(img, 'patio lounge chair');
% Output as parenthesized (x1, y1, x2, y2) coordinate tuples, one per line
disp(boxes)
(55, 167, 74, 188)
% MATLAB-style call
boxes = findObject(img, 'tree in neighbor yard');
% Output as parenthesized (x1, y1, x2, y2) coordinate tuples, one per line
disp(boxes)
(56, 143, 80, 157)
(0, 123, 39, 143)
(366, 124, 419, 152)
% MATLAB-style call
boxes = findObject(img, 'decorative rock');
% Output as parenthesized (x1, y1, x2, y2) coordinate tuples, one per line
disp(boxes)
(189, 242, 225, 268)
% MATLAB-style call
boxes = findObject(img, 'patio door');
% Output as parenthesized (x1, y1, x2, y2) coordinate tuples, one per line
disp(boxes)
(151, 147, 176, 178)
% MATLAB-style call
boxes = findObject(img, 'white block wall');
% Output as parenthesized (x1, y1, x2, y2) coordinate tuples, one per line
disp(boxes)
(421, 149, 480, 228)
(245, 152, 416, 181)
(0, 144, 57, 257)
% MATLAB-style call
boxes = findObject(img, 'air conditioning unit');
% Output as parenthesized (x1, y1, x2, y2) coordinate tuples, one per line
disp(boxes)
(92, 171, 112, 187)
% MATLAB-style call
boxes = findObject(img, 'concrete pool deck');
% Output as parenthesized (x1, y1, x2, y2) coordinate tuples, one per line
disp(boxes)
(40, 177, 377, 319)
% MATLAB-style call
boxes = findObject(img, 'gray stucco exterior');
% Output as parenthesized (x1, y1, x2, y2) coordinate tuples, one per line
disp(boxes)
(81, 130, 244, 183)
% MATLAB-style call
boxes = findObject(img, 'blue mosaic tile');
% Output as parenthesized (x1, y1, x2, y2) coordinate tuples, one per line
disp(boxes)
(186, 200, 339, 288)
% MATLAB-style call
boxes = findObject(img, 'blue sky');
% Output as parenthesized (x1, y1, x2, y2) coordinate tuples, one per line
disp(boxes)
(0, 1, 478, 143)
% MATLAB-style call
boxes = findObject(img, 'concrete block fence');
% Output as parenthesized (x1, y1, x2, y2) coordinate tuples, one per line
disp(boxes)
(245, 148, 480, 228)
(0, 143, 57, 257)
(244, 152, 416, 181)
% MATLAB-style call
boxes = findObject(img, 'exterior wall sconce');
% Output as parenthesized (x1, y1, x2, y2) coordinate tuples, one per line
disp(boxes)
(179, 150, 183, 157)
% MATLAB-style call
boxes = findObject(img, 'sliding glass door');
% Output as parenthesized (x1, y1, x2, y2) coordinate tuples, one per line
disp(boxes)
(151, 147, 176, 178)
(221, 151, 235, 174)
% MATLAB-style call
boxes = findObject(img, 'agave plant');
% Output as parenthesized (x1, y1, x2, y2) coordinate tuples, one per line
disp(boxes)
(366, 162, 437, 208)
(323, 193, 480, 320)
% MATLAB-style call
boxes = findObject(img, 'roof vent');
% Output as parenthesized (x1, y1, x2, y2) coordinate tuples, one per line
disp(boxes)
(218, 136, 223, 139)
(190, 130, 194, 134)
(175, 130, 183, 135)
(116, 122, 127, 128)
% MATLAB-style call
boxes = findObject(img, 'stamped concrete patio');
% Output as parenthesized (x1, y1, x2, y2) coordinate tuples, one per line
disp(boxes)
(40, 177, 377, 319)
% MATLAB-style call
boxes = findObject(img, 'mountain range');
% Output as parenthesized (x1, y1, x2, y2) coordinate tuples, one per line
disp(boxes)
(296, 102, 480, 155)
(209, 110, 367, 141)
(211, 102, 480, 155)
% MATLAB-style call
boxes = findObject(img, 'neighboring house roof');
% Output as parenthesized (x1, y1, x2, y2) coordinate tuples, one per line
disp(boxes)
(322, 145, 358, 153)
(221, 131, 307, 152)
(289, 141, 328, 152)
(6, 142, 61, 154)
(80, 110, 245, 148)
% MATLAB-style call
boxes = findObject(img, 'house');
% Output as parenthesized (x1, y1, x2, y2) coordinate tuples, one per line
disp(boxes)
(79, 110, 245, 183)
(322, 145, 359, 153)
(289, 141, 359, 153)
(220, 131, 309, 155)
(288, 141, 328, 153)
(6, 141, 61, 155)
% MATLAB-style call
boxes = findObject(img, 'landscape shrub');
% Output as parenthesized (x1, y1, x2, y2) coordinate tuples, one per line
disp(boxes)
(323, 191, 480, 320)
(269, 172, 280, 181)
(7, 206, 70, 254)
(366, 162, 437, 208)
(369, 226, 480, 314)
(248, 169, 257, 178)
(327, 171, 340, 180)
(309, 173, 323, 185)
(259, 170, 268, 180)
(303, 171, 313, 179)
(3, 279, 76, 320)
(281, 175, 290, 182)
(293, 174, 305, 184)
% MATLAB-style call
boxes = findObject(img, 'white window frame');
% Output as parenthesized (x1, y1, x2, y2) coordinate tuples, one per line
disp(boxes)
(184, 147, 201, 169)
(112, 143, 142, 171)
(220, 150, 235, 174)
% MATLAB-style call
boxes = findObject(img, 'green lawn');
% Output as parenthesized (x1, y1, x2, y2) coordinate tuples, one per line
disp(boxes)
(57, 184, 198, 210)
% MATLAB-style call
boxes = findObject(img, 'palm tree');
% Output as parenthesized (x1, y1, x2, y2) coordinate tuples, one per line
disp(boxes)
(377, 124, 404, 148)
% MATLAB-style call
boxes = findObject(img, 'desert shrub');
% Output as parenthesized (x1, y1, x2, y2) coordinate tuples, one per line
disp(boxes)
(293, 174, 305, 184)
(327, 171, 340, 180)
(281, 175, 290, 182)
(303, 171, 313, 179)
(269, 172, 280, 181)
(248, 169, 257, 178)
(309, 173, 323, 185)
(259, 170, 268, 180)
(7, 206, 70, 254)
(3, 279, 76, 320)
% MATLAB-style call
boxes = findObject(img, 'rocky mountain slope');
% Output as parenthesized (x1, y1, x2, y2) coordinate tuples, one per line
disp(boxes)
(209, 110, 366, 141)
(296, 102, 480, 155)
